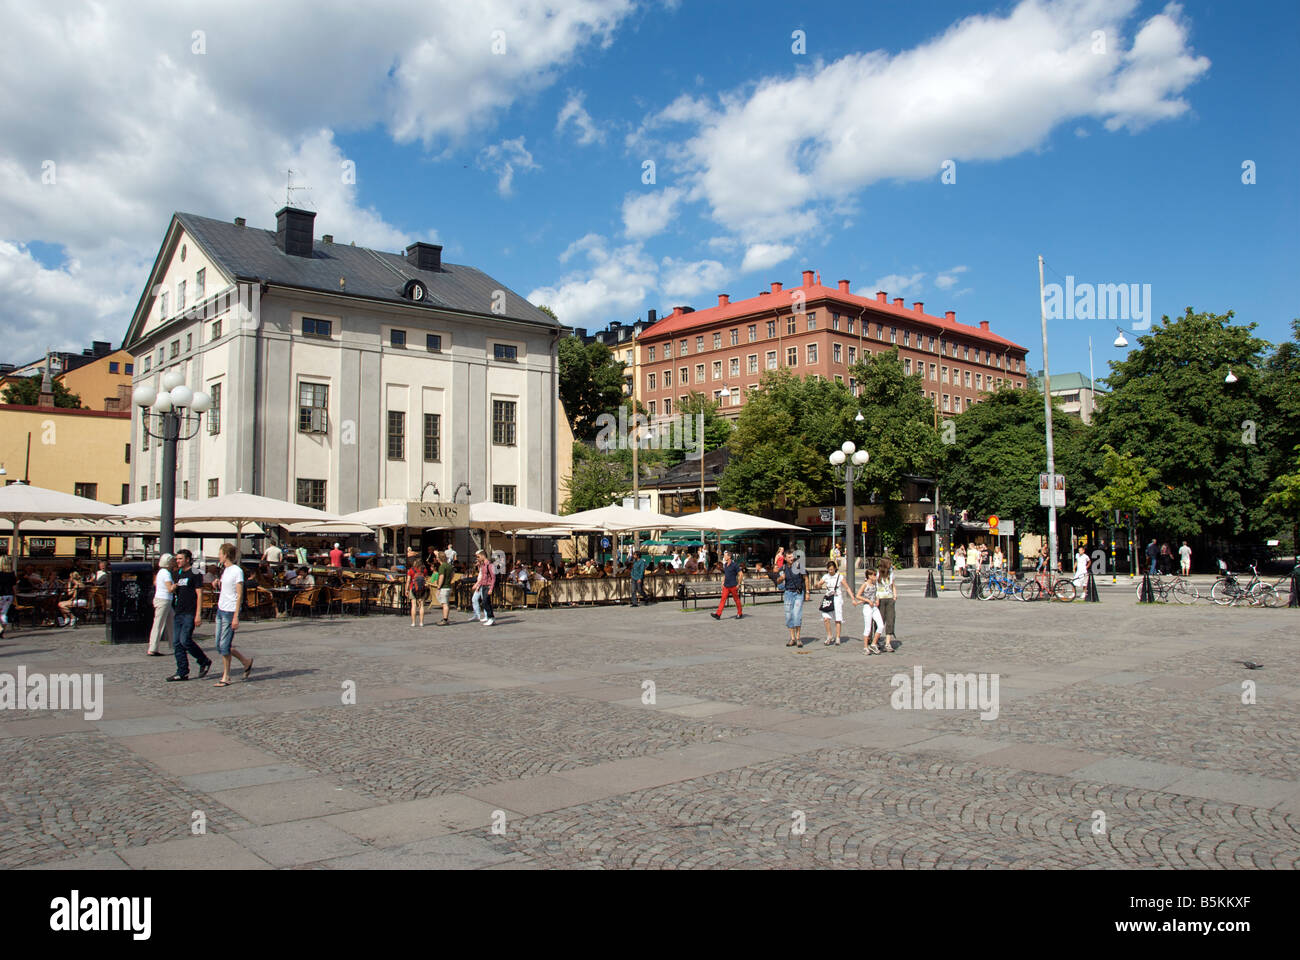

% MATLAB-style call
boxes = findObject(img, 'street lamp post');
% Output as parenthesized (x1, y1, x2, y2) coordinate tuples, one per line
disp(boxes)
(829, 441, 869, 591)
(133, 371, 212, 557)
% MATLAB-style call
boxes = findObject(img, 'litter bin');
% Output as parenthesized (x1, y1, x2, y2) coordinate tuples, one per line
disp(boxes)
(105, 561, 156, 644)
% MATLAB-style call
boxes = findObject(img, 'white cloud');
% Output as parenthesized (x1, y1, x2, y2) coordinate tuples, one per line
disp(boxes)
(528, 235, 657, 328)
(621, 187, 683, 239)
(869, 273, 927, 298)
(477, 137, 539, 196)
(556, 91, 605, 146)
(660, 257, 727, 299)
(643, 0, 1208, 243)
(740, 243, 795, 274)
(934, 265, 969, 290)
(0, 0, 635, 359)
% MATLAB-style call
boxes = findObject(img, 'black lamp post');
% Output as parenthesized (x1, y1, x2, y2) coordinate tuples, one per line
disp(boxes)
(133, 371, 211, 556)
(829, 441, 870, 591)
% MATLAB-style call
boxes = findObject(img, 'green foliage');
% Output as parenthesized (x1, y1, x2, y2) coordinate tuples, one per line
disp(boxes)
(937, 383, 1094, 536)
(1256, 320, 1300, 536)
(847, 348, 940, 502)
(1081, 444, 1161, 525)
(660, 392, 732, 468)
(1, 374, 82, 408)
(562, 443, 631, 512)
(536, 304, 558, 322)
(1092, 308, 1273, 538)
(558, 336, 627, 442)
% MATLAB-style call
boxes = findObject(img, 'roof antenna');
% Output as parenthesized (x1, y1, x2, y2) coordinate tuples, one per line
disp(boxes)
(285, 169, 311, 208)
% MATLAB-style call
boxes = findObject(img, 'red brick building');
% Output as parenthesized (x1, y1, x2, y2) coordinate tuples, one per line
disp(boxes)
(636, 269, 1030, 418)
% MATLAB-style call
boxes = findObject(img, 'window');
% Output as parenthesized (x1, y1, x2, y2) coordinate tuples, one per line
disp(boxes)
(182, 481, 189, 499)
(143, 356, 152, 373)
(422, 413, 441, 461)
(713, 390, 723, 405)
(177, 280, 186, 312)
(832, 313, 840, 331)
(185, 333, 192, 352)
(849, 377, 857, 394)
(157, 347, 164, 366)
(427, 334, 442, 353)
(929, 363, 937, 382)
(390, 329, 407, 349)
(195, 268, 205, 299)
(834, 375, 843, 384)
(140, 408, 150, 449)
(121, 483, 130, 504)
(207, 382, 221, 435)
(711, 360, 721, 380)
(302, 317, 332, 338)
(109, 361, 119, 374)
(713, 333, 722, 350)
(847, 317, 855, 334)
(74, 482, 97, 500)
(210, 319, 222, 341)
(964, 370, 971, 387)
(680, 339, 688, 355)
(124, 443, 130, 463)
(903, 331, 910, 346)
(747, 354, 758, 374)
(766, 350, 777, 370)
(728, 357, 739, 378)
(125, 363, 133, 375)
(387, 410, 406, 460)
(942, 366, 949, 383)
(492, 484, 516, 506)
(154, 483, 161, 499)
(159, 291, 168, 317)
(943, 395, 950, 412)
(807, 343, 818, 364)
(169, 340, 179, 359)
(647, 346, 655, 362)
(492, 400, 516, 445)
(296, 479, 326, 510)
(141, 485, 148, 502)
(663, 397, 672, 416)
(807, 312, 816, 330)
(786, 346, 798, 366)
(890, 327, 897, 344)
(848, 346, 856, 365)
(648, 400, 656, 416)
(648, 373, 657, 391)
(663, 342, 672, 359)
(786, 316, 797, 335)
(928, 336, 935, 351)
(696, 336, 704, 353)
(298, 382, 328, 434)
(663, 368, 672, 388)
(747, 324, 757, 342)
(679, 366, 688, 386)
(833, 343, 842, 364)
(766, 320, 776, 338)
(963, 345, 970, 360)
(904, 358, 912, 374)
(695, 364, 704, 383)
(208, 478, 219, 498)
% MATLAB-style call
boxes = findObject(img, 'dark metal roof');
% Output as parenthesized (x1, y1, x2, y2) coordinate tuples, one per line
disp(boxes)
(174, 212, 557, 327)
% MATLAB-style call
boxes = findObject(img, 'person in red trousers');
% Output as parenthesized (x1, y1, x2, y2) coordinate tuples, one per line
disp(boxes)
(711, 551, 745, 620)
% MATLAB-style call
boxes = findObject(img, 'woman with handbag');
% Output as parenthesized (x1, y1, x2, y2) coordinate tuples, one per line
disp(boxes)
(818, 560, 845, 645)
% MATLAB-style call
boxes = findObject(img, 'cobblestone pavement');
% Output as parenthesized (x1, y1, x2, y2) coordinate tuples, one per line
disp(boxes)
(2, 577, 1297, 869)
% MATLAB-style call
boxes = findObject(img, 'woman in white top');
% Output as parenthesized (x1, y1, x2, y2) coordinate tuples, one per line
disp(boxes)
(1073, 546, 1090, 591)
(818, 561, 846, 645)
(147, 554, 175, 657)
(876, 558, 898, 652)
(954, 546, 967, 577)
(992, 546, 1004, 570)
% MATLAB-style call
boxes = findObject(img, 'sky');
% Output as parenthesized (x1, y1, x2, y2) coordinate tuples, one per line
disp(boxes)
(1, 0, 1296, 383)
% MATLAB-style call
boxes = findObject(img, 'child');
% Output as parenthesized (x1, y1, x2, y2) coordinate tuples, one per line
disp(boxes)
(853, 568, 886, 654)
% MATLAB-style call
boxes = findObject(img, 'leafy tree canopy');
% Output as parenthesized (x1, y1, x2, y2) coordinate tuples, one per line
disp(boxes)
(1, 374, 82, 408)
(558, 336, 627, 442)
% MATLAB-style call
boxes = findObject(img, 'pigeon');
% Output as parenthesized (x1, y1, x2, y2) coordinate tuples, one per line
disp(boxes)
(1238, 660, 1264, 670)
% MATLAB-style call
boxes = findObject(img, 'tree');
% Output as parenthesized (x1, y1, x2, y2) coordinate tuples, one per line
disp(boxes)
(847, 348, 940, 503)
(1262, 445, 1300, 556)
(1, 374, 82, 408)
(558, 336, 627, 442)
(562, 443, 632, 512)
(937, 384, 1095, 537)
(1256, 319, 1300, 538)
(536, 304, 558, 322)
(1092, 308, 1273, 538)
(1081, 444, 1161, 526)
(660, 392, 732, 467)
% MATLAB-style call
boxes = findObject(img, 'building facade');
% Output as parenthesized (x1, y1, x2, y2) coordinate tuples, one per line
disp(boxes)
(122, 207, 562, 518)
(1042, 372, 1106, 424)
(635, 270, 1030, 419)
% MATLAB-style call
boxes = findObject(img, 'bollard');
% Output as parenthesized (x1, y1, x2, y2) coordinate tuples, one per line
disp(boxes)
(925, 570, 938, 598)
(1138, 573, 1155, 603)
(1086, 569, 1100, 602)
(1290, 570, 1299, 608)
(970, 571, 983, 600)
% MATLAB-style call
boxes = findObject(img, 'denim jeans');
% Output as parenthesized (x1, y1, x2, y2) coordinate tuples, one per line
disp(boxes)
(214, 610, 235, 656)
(471, 586, 495, 620)
(172, 612, 211, 677)
(1148, 556, 1157, 576)
(782, 590, 804, 629)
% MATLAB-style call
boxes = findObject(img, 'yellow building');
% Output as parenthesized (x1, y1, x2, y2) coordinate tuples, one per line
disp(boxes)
(58, 348, 136, 411)
(0, 402, 132, 558)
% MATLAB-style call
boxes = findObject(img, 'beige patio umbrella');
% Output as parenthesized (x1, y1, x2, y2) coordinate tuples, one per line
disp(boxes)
(0, 483, 126, 558)
(124, 491, 339, 541)
(689, 508, 809, 532)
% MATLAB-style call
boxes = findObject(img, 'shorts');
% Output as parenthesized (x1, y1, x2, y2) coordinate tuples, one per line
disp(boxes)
(782, 591, 804, 629)
(437, 588, 451, 604)
(214, 611, 236, 656)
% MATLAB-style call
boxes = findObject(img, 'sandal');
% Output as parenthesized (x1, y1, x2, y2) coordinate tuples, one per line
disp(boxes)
(824, 638, 834, 646)
(214, 679, 232, 687)
(786, 639, 796, 647)
(243, 658, 255, 679)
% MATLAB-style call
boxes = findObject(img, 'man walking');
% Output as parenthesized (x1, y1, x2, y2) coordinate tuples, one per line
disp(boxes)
(1145, 538, 1158, 576)
(166, 550, 212, 682)
(213, 543, 254, 687)
(711, 550, 744, 619)
(434, 550, 454, 625)
(629, 551, 650, 606)
(1179, 540, 1192, 576)
(776, 547, 809, 648)
(470, 549, 496, 626)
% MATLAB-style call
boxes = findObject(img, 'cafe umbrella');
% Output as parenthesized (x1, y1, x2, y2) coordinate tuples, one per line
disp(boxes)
(0, 483, 126, 559)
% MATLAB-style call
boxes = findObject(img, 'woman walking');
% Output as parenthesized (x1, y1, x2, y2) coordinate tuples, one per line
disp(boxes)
(407, 558, 428, 627)
(147, 554, 176, 657)
(818, 560, 846, 645)
(852, 568, 886, 654)
(876, 558, 898, 652)
(776, 547, 809, 648)
(470, 549, 496, 626)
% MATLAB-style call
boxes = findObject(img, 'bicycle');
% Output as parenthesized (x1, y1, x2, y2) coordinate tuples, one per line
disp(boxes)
(1032, 570, 1076, 602)
(982, 568, 1040, 601)
(1210, 562, 1278, 607)
(1135, 572, 1199, 604)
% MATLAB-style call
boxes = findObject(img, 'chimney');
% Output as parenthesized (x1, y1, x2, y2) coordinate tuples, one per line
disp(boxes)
(647, 308, 657, 323)
(672, 306, 685, 317)
(893, 298, 905, 308)
(275, 206, 316, 258)
(93, 341, 112, 357)
(838, 279, 851, 293)
(717, 294, 730, 307)
(573, 327, 588, 340)
(322, 234, 334, 244)
(945, 311, 955, 322)
(234, 217, 246, 228)
(913, 302, 924, 313)
(876, 291, 887, 303)
(979, 320, 990, 331)
(770, 282, 783, 294)
(405, 242, 442, 272)
(801, 269, 814, 287)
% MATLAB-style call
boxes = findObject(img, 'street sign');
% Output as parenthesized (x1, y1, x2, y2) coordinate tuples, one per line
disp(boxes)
(600, 537, 610, 549)
(406, 501, 467, 528)
(1038, 473, 1066, 508)
(819, 507, 834, 522)
(925, 514, 935, 532)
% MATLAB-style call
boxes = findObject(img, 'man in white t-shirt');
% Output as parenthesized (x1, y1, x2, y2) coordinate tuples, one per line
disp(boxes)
(445, 543, 457, 567)
(213, 543, 254, 687)
(262, 542, 283, 565)
(1178, 541, 1192, 576)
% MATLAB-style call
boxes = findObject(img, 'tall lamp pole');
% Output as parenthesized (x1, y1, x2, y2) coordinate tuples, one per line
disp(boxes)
(1037, 255, 1058, 575)
(829, 441, 869, 591)
(133, 371, 212, 556)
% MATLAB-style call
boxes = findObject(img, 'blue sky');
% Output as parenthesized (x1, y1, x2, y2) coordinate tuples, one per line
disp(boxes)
(2, 0, 1295, 379)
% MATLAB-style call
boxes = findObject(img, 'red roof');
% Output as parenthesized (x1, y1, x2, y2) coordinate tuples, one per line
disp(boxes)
(639, 277, 1027, 352)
